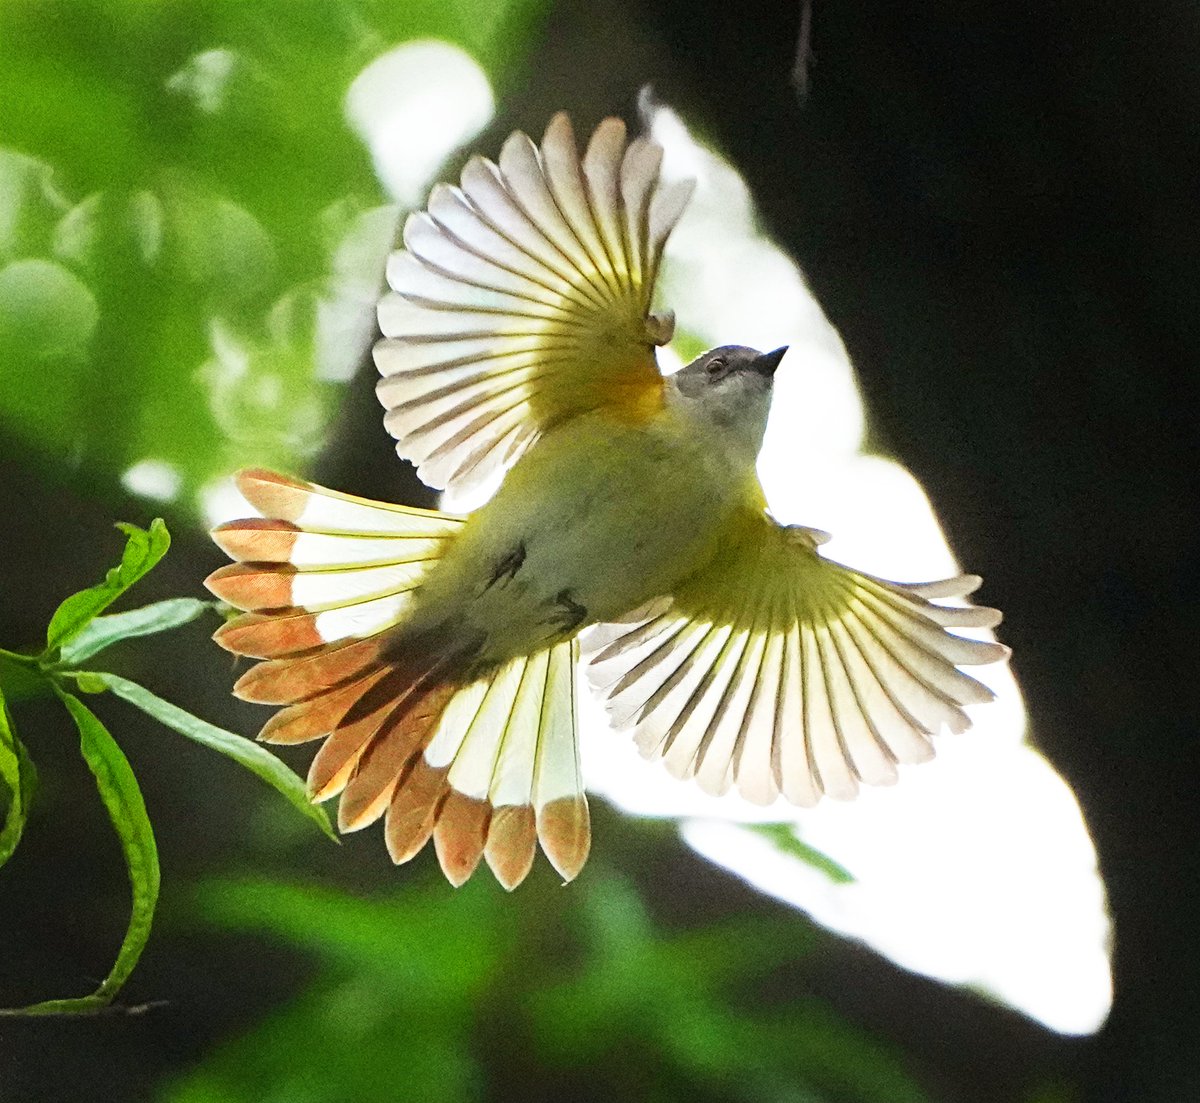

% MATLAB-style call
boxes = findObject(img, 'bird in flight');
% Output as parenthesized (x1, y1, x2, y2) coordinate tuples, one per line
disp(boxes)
(207, 113, 1008, 890)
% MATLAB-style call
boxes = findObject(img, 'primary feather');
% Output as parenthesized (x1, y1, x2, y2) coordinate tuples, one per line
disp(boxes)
(375, 112, 689, 497)
(583, 517, 1006, 806)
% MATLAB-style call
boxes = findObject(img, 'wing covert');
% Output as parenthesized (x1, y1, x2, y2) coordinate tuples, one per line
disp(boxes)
(583, 514, 1009, 807)
(375, 112, 693, 495)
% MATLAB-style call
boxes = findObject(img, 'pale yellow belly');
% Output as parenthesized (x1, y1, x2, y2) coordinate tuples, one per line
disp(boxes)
(408, 410, 748, 665)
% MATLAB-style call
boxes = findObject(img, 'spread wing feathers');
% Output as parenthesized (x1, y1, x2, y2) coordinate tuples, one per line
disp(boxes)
(206, 469, 465, 659)
(408, 638, 589, 889)
(205, 469, 587, 888)
(582, 517, 1009, 807)
(374, 111, 694, 495)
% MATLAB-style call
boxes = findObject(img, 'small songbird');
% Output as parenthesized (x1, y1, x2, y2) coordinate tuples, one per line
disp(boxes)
(207, 113, 1008, 889)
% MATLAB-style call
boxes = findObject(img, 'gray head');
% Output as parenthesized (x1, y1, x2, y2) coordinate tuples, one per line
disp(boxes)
(669, 344, 787, 461)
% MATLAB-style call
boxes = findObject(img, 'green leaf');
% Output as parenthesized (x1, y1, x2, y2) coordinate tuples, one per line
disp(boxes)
(59, 597, 212, 666)
(73, 671, 109, 694)
(0, 651, 49, 703)
(0, 687, 38, 870)
(44, 519, 170, 654)
(4, 690, 159, 1014)
(168, 878, 505, 1103)
(748, 822, 856, 885)
(96, 673, 335, 843)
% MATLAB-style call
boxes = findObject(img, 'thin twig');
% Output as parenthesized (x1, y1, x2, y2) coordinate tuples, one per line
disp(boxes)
(0, 998, 171, 1019)
(791, 0, 814, 100)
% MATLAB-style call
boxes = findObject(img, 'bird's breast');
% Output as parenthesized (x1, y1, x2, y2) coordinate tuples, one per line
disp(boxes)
(418, 410, 753, 664)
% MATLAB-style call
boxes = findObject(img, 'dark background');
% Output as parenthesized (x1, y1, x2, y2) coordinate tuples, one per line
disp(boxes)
(2, 2, 1197, 1100)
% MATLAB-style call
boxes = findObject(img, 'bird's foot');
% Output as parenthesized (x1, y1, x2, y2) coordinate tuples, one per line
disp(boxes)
(485, 542, 527, 588)
(550, 589, 588, 633)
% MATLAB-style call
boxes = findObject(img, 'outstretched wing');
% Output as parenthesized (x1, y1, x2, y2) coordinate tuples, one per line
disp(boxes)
(375, 112, 694, 495)
(583, 513, 1009, 807)
(207, 470, 588, 889)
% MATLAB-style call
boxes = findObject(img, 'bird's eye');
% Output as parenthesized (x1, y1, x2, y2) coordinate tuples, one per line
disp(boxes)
(705, 356, 728, 379)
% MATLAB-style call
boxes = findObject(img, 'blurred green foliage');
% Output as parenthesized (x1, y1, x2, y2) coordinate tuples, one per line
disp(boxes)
(0, 0, 541, 507)
(168, 872, 930, 1103)
(749, 823, 855, 885)
(1, 3, 950, 1099)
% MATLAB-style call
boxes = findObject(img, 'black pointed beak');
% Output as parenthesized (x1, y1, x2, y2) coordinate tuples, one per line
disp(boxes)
(752, 346, 788, 378)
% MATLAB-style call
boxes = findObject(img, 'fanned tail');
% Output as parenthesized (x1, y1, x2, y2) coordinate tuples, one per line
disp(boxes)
(206, 469, 588, 888)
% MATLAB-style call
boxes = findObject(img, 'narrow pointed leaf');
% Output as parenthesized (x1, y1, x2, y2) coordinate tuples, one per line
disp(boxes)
(45, 519, 171, 654)
(59, 598, 212, 666)
(0, 687, 37, 870)
(6, 690, 159, 1014)
(749, 822, 855, 884)
(96, 674, 335, 842)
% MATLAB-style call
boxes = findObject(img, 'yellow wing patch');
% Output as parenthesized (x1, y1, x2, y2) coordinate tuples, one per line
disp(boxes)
(583, 512, 1009, 807)
(374, 112, 694, 494)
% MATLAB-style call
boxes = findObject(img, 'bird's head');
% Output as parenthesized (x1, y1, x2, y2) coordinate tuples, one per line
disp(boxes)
(669, 344, 787, 461)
